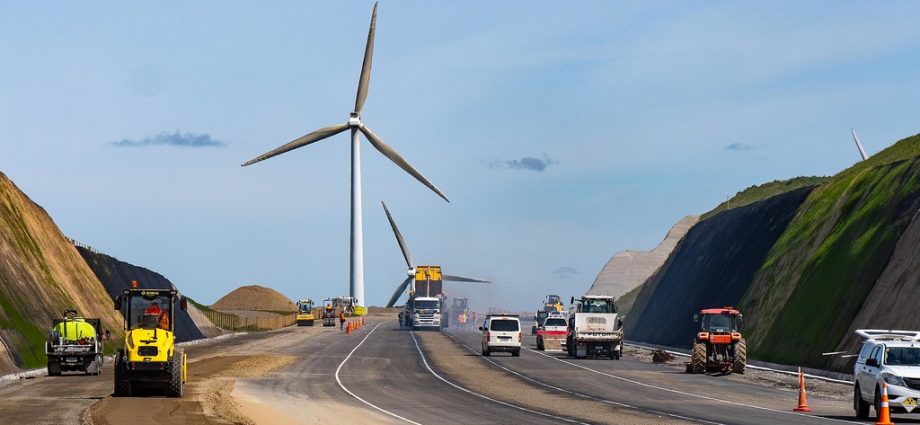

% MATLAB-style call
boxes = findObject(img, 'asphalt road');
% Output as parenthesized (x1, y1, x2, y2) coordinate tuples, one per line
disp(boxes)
(237, 319, 566, 424)
(446, 324, 920, 425)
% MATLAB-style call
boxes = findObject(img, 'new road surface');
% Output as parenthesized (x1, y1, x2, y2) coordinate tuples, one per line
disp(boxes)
(0, 314, 914, 424)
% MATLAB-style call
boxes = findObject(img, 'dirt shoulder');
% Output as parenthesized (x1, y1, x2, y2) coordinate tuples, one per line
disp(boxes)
(86, 354, 297, 425)
(416, 331, 692, 425)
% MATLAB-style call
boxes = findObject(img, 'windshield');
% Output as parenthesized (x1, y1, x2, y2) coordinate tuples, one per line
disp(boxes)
(414, 300, 439, 310)
(299, 304, 312, 313)
(886, 347, 920, 366)
(583, 299, 616, 313)
(490, 319, 519, 332)
(544, 318, 566, 327)
(702, 314, 737, 333)
(128, 294, 172, 331)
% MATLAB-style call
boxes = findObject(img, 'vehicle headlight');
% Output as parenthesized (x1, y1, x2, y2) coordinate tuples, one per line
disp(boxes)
(883, 373, 906, 387)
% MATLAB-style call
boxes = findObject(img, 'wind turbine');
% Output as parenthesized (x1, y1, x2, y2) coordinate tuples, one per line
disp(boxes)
(381, 201, 489, 308)
(851, 128, 869, 161)
(242, 3, 449, 309)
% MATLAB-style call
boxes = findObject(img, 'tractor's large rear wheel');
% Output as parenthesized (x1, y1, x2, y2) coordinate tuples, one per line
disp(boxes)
(732, 339, 747, 374)
(690, 341, 706, 373)
(166, 350, 184, 398)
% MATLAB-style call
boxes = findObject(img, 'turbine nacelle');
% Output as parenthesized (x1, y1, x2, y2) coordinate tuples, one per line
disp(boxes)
(348, 113, 362, 128)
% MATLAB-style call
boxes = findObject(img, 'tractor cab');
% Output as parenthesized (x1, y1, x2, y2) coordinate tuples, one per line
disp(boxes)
(695, 307, 743, 334)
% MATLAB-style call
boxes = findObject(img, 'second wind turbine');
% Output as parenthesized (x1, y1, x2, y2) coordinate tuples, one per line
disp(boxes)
(242, 3, 450, 309)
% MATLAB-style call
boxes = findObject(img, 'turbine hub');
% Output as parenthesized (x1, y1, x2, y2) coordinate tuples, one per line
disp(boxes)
(348, 115, 362, 127)
(407, 267, 416, 277)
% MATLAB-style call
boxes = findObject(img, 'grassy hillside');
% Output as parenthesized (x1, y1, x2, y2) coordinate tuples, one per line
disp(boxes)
(741, 134, 920, 368)
(0, 172, 123, 371)
(701, 176, 827, 220)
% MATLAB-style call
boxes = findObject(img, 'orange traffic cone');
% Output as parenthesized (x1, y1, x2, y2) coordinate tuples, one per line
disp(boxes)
(793, 367, 812, 412)
(876, 382, 894, 425)
(346, 321, 352, 335)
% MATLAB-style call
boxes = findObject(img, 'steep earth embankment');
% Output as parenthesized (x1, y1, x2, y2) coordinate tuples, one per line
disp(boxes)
(77, 247, 207, 342)
(624, 133, 920, 372)
(0, 172, 123, 372)
(625, 187, 813, 347)
(588, 215, 698, 299)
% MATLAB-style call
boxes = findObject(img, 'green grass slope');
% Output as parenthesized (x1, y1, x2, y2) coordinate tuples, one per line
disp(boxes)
(741, 134, 920, 369)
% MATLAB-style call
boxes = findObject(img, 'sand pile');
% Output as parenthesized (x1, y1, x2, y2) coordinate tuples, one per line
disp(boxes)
(211, 285, 296, 312)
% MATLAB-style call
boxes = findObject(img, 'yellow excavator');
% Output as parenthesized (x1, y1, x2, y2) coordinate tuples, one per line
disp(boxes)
(113, 281, 188, 397)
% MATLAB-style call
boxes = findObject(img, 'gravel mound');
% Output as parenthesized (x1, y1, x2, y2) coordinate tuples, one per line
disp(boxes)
(211, 285, 296, 312)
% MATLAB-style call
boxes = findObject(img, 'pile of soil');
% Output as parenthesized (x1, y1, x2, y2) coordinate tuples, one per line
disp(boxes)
(211, 285, 296, 312)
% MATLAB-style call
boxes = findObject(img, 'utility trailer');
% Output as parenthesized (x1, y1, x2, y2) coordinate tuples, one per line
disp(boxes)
(46, 309, 103, 375)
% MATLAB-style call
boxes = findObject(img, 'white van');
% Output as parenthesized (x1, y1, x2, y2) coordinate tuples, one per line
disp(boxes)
(480, 315, 522, 357)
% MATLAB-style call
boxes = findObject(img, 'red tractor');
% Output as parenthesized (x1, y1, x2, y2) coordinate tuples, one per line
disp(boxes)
(687, 307, 746, 374)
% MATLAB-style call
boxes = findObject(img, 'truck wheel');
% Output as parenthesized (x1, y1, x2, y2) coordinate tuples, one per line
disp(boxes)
(537, 337, 544, 351)
(854, 384, 870, 419)
(113, 352, 131, 397)
(874, 386, 882, 421)
(482, 347, 490, 357)
(166, 350, 184, 398)
(690, 341, 706, 373)
(512, 350, 520, 357)
(732, 339, 747, 374)
(47, 359, 61, 376)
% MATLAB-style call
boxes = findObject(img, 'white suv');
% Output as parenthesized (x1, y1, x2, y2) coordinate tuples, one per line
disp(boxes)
(480, 315, 522, 357)
(854, 330, 920, 419)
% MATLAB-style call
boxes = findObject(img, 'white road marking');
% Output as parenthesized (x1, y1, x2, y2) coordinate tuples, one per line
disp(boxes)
(335, 322, 423, 425)
(410, 329, 589, 425)
(443, 332, 723, 425)
(527, 346, 860, 424)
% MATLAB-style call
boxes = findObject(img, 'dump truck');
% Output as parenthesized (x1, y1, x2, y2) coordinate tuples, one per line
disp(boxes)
(687, 307, 746, 374)
(113, 282, 188, 397)
(566, 295, 623, 359)
(45, 309, 103, 376)
(296, 299, 315, 326)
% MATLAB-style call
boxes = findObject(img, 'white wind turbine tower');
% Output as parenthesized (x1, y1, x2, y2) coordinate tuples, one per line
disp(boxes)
(851, 128, 869, 161)
(242, 3, 450, 308)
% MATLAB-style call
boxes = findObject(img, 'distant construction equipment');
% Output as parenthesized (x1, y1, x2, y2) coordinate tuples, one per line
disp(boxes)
(45, 309, 103, 376)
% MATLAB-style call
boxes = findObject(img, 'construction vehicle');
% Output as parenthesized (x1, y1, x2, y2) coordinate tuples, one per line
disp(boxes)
(544, 294, 564, 313)
(333, 296, 358, 316)
(532, 310, 549, 334)
(321, 299, 336, 327)
(296, 299, 315, 326)
(687, 307, 746, 374)
(45, 309, 103, 376)
(566, 295, 623, 359)
(536, 311, 567, 352)
(113, 283, 188, 397)
(445, 298, 471, 329)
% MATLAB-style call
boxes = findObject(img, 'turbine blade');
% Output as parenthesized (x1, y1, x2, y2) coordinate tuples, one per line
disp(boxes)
(386, 276, 413, 308)
(242, 123, 349, 166)
(354, 2, 378, 114)
(851, 128, 869, 161)
(442, 274, 491, 283)
(382, 201, 413, 269)
(360, 125, 450, 203)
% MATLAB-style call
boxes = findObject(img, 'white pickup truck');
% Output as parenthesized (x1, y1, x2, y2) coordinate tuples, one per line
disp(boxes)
(566, 295, 623, 359)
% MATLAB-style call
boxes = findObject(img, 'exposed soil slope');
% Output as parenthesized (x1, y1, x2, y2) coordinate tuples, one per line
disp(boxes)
(0, 172, 122, 372)
(77, 246, 206, 342)
(211, 285, 296, 312)
(588, 215, 698, 299)
(625, 187, 813, 348)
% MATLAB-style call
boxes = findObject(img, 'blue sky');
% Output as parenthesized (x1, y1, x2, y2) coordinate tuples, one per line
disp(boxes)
(2, 2, 919, 311)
